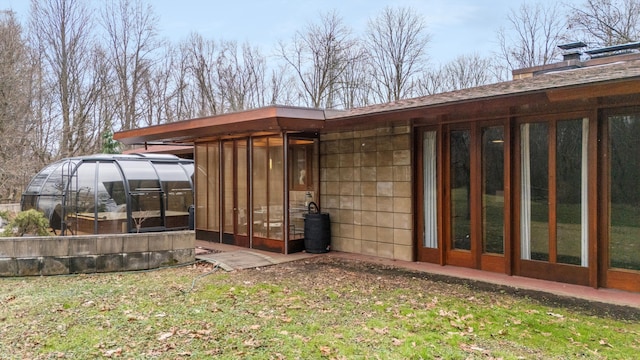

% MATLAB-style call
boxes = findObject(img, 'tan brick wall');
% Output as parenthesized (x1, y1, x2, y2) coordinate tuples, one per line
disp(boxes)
(320, 126, 413, 261)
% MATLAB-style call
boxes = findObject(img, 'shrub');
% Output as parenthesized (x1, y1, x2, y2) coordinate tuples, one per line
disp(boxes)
(2, 209, 50, 237)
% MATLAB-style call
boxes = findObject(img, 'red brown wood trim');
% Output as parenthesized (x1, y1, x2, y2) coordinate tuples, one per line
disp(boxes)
(520, 260, 590, 286)
(504, 118, 513, 275)
(512, 120, 523, 275)
(437, 124, 445, 266)
(414, 129, 425, 262)
(606, 269, 640, 292)
(546, 80, 640, 102)
(588, 112, 599, 289)
(598, 111, 612, 289)
(548, 122, 558, 264)
(471, 123, 482, 269)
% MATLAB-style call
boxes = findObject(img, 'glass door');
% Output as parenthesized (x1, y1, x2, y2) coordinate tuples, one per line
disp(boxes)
(441, 122, 507, 271)
(601, 110, 640, 292)
(446, 128, 474, 267)
(222, 140, 249, 247)
(481, 126, 507, 272)
(517, 117, 590, 286)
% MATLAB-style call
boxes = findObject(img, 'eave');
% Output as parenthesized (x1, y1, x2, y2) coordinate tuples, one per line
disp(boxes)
(114, 106, 327, 145)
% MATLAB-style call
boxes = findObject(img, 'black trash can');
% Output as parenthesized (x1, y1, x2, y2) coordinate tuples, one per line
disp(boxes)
(304, 202, 330, 253)
(188, 204, 195, 230)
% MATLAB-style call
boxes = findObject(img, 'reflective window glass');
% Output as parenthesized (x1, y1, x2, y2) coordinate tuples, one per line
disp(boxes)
(155, 163, 193, 228)
(608, 114, 640, 271)
(482, 126, 505, 255)
(67, 162, 97, 234)
(95, 162, 127, 233)
(25, 162, 59, 193)
(450, 129, 471, 251)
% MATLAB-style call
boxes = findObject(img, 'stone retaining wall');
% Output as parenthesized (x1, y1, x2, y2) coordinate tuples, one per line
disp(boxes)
(0, 231, 195, 276)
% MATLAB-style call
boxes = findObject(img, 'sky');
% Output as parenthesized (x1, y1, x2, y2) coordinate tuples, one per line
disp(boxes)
(0, 0, 583, 65)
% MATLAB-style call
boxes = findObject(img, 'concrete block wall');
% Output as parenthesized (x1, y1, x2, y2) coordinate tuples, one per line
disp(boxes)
(320, 125, 414, 261)
(0, 231, 195, 276)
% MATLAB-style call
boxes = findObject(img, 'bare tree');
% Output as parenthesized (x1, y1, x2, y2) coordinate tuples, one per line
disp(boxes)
(0, 10, 35, 201)
(29, 0, 101, 158)
(268, 63, 298, 106)
(497, 2, 568, 71)
(568, 0, 640, 46)
(101, 0, 160, 131)
(183, 33, 221, 117)
(337, 44, 371, 109)
(418, 53, 502, 95)
(278, 11, 357, 109)
(365, 6, 430, 103)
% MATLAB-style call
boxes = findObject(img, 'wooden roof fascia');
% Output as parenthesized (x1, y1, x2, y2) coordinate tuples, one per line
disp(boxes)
(546, 78, 640, 102)
(114, 106, 327, 145)
(322, 92, 551, 130)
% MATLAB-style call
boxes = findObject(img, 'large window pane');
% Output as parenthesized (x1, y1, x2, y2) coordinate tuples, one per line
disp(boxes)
(556, 119, 587, 266)
(195, 144, 208, 230)
(289, 138, 317, 240)
(253, 138, 268, 238)
(95, 162, 127, 234)
(223, 142, 234, 235)
(609, 114, 640, 271)
(155, 163, 193, 229)
(482, 126, 504, 254)
(268, 137, 284, 240)
(207, 144, 220, 232)
(450, 130, 471, 250)
(521, 123, 549, 261)
(67, 162, 97, 234)
(118, 160, 162, 231)
(236, 141, 248, 236)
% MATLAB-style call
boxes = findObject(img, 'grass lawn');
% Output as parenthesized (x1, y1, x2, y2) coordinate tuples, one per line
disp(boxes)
(0, 256, 638, 359)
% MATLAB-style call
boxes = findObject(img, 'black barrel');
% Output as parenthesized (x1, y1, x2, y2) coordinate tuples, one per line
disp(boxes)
(304, 202, 330, 253)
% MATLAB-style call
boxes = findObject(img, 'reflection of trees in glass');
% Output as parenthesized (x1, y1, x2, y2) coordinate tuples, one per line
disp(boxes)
(450, 130, 471, 249)
(528, 122, 549, 203)
(482, 127, 504, 254)
(610, 115, 640, 209)
(556, 120, 583, 205)
(609, 114, 640, 270)
(556, 119, 584, 265)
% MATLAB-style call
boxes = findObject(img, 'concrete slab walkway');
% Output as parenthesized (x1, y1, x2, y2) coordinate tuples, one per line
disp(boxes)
(195, 241, 317, 271)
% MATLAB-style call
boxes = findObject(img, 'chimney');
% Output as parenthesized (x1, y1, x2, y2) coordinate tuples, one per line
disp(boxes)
(558, 41, 587, 61)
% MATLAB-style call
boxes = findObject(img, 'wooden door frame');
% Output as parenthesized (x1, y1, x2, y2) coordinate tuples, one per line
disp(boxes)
(415, 120, 509, 273)
(479, 120, 510, 274)
(444, 123, 476, 268)
(513, 112, 592, 286)
(599, 106, 640, 292)
(415, 125, 444, 264)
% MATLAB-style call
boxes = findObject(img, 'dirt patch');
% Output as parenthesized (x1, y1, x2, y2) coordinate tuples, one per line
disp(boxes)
(232, 255, 640, 322)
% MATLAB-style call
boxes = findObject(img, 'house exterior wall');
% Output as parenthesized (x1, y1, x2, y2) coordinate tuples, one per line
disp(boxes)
(320, 125, 414, 261)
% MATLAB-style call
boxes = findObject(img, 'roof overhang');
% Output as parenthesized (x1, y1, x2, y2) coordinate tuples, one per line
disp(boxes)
(116, 59, 640, 145)
(115, 106, 328, 145)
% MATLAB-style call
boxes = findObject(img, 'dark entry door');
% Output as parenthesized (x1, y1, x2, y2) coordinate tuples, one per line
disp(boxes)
(446, 127, 475, 267)
(222, 140, 249, 247)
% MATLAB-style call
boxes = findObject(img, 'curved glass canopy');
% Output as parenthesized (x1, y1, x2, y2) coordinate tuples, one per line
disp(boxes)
(21, 154, 194, 235)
